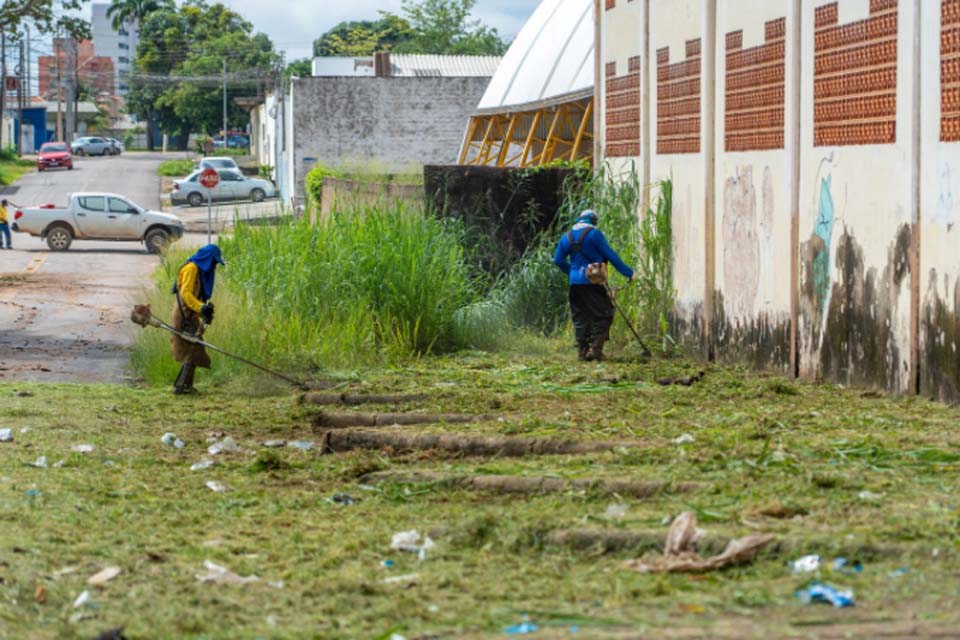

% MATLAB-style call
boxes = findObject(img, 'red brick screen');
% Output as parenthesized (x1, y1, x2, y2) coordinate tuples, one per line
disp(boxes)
(944, 0, 960, 142)
(725, 19, 786, 152)
(813, 0, 898, 146)
(656, 39, 701, 155)
(605, 0, 616, 9)
(605, 57, 641, 157)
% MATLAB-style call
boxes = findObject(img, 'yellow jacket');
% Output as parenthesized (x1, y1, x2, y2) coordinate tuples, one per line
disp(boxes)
(0, 206, 8, 224)
(176, 262, 204, 313)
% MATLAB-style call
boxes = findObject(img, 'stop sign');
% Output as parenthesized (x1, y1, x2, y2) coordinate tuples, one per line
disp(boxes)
(199, 167, 220, 189)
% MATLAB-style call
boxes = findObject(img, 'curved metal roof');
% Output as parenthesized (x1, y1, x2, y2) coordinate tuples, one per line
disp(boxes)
(476, 0, 594, 115)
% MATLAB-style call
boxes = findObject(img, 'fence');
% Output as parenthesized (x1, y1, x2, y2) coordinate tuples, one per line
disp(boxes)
(599, 0, 960, 400)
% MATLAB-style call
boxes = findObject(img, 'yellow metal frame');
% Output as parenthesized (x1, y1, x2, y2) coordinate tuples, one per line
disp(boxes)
(460, 98, 594, 168)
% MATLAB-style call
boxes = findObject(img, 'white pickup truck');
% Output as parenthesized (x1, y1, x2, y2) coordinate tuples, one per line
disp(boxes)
(12, 193, 185, 253)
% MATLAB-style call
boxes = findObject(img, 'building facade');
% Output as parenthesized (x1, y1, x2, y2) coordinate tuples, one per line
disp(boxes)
(597, 0, 960, 400)
(38, 40, 115, 99)
(91, 2, 139, 96)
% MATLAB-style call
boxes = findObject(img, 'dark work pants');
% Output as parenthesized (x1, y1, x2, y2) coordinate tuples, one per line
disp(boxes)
(569, 284, 614, 346)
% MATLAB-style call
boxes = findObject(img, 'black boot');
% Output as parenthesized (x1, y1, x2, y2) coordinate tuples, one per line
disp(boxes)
(577, 341, 591, 361)
(587, 337, 606, 362)
(173, 364, 197, 395)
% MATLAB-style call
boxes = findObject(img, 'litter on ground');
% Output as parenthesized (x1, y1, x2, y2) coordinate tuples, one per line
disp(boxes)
(195, 560, 259, 585)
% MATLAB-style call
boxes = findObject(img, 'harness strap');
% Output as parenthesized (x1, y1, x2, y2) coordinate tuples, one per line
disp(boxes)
(567, 227, 593, 254)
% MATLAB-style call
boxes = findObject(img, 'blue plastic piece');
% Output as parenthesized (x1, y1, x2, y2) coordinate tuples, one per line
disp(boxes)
(796, 582, 855, 608)
(504, 622, 539, 634)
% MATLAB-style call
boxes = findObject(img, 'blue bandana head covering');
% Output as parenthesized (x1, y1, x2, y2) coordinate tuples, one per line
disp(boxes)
(575, 209, 599, 226)
(174, 244, 225, 301)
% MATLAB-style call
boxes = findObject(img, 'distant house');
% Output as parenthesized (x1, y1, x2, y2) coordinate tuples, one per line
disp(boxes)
(253, 53, 501, 208)
(38, 39, 116, 99)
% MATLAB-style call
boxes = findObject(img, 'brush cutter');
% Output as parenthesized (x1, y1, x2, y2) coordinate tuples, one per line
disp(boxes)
(130, 304, 310, 390)
(604, 283, 652, 358)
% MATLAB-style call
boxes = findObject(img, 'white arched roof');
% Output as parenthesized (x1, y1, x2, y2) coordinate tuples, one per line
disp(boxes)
(476, 0, 594, 115)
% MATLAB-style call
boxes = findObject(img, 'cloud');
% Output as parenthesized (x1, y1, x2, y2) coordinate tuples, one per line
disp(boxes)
(221, 0, 541, 61)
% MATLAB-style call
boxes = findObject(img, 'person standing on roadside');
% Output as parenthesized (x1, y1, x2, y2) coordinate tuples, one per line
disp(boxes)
(0, 199, 12, 249)
(171, 244, 224, 394)
(553, 209, 634, 362)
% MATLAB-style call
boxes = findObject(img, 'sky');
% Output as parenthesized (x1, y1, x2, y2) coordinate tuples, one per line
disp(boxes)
(222, 0, 542, 61)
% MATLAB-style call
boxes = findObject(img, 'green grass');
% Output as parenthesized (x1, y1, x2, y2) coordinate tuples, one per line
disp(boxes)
(2, 354, 960, 639)
(157, 159, 196, 177)
(0, 157, 35, 185)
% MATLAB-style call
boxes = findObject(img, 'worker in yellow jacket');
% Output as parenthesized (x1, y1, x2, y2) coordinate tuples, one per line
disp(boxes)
(171, 244, 224, 394)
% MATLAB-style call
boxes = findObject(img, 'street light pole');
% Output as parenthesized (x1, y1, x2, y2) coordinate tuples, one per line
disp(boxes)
(222, 57, 227, 142)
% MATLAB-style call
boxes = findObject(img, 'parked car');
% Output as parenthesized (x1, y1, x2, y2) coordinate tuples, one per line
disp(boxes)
(171, 169, 276, 207)
(36, 142, 74, 171)
(197, 156, 240, 171)
(106, 138, 124, 154)
(71, 137, 113, 156)
(211, 135, 249, 149)
(11, 193, 184, 253)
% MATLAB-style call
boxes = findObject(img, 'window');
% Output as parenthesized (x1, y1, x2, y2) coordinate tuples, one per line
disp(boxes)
(220, 170, 244, 182)
(118, 56, 129, 64)
(78, 196, 106, 211)
(109, 198, 138, 214)
(119, 84, 129, 92)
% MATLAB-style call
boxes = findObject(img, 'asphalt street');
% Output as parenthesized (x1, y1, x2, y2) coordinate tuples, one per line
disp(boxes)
(0, 152, 202, 383)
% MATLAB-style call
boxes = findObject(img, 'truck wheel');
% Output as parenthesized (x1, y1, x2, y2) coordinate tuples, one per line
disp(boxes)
(144, 228, 170, 254)
(250, 188, 265, 202)
(187, 192, 204, 207)
(46, 225, 73, 251)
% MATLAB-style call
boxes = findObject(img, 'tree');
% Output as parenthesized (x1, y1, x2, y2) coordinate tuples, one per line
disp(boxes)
(389, 0, 507, 55)
(284, 58, 312, 81)
(313, 16, 414, 57)
(0, 0, 89, 40)
(106, 0, 173, 32)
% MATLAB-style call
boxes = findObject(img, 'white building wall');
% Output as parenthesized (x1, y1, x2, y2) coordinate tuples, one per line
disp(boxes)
(91, 3, 139, 96)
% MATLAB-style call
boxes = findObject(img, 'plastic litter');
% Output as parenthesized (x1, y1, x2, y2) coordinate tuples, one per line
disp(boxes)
(832, 557, 863, 574)
(161, 433, 185, 449)
(605, 504, 628, 519)
(87, 566, 122, 586)
(330, 493, 356, 505)
(790, 554, 821, 573)
(504, 622, 539, 634)
(71, 444, 95, 454)
(889, 567, 909, 577)
(25, 456, 47, 468)
(195, 560, 259, 585)
(672, 433, 695, 444)
(390, 634, 407, 640)
(287, 441, 314, 451)
(53, 460, 66, 468)
(25, 488, 41, 498)
(206, 481, 227, 493)
(208, 436, 241, 455)
(262, 440, 286, 448)
(796, 582, 855, 608)
(381, 559, 395, 568)
(858, 490, 884, 502)
(0, 428, 13, 442)
(191, 459, 216, 471)
(390, 530, 436, 561)
(382, 573, 419, 585)
(72, 590, 91, 608)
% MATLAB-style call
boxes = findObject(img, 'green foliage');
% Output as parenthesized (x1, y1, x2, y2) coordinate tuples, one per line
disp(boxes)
(389, 0, 508, 55)
(195, 134, 213, 154)
(636, 179, 676, 350)
(312, 0, 505, 57)
(284, 58, 312, 81)
(0, 151, 35, 186)
(157, 159, 195, 177)
(106, 0, 172, 31)
(128, 1, 280, 140)
(304, 164, 341, 211)
(0, 0, 89, 40)
(258, 165, 274, 179)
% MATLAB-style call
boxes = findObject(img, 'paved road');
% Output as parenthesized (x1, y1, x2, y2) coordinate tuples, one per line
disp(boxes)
(0, 152, 200, 383)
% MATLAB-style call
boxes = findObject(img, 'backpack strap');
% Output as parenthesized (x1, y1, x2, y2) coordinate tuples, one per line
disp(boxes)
(567, 227, 593, 254)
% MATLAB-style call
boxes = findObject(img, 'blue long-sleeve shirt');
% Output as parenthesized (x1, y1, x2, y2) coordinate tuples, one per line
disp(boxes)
(553, 225, 635, 286)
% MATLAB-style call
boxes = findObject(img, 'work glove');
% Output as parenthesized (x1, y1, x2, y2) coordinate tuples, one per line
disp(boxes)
(200, 302, 215, 325)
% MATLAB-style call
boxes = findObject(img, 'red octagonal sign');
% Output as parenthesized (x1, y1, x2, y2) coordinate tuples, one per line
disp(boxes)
(199, 167, 220, 189)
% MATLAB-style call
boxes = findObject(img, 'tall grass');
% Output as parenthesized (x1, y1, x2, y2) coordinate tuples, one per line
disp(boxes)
(132, 202, 479, 386)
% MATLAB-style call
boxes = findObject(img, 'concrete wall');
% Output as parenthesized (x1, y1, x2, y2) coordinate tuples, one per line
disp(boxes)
(288, 76, 490, 205)
(601, 0, 956, 397)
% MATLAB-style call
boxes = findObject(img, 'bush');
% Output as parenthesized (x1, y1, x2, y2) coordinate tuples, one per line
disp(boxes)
(304, 164, 340, 212)
(157, 159, 195, 177)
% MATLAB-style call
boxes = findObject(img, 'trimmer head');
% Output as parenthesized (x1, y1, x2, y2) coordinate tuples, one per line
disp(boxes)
(131, 304, 154, 328)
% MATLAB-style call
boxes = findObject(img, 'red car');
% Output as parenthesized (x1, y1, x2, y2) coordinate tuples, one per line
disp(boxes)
(37, 142, 74, 171)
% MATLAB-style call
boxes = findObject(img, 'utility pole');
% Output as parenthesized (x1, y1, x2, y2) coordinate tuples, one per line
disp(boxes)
(222, 57, 227, 141)
(25, 26, 30, 104)
(56, 35, 63, 141)
(17, 36, 23, 155)
(65, 38, 75, 144)
(1, 31, 6, 151)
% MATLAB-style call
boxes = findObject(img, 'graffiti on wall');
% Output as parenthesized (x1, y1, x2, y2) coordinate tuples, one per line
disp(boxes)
(656, 39, 701, 155)
(943, 0, 960, 142)
(605, 58, 641, 157)
(814, 0, 898, 146)
(725, 18, 786, 152)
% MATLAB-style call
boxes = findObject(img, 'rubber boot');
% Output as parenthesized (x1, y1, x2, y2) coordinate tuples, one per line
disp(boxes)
(577, 341, 591, 362)
(173, 364, 197, 395)
(587, 337, 606, 362)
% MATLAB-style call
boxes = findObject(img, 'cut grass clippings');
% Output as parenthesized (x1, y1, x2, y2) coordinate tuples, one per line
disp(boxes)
(3, 353, 960, 638)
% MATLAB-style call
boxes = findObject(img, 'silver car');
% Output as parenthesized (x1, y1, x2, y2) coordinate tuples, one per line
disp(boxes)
(171, 169, 276, 207)
(71, 136, 113, 156)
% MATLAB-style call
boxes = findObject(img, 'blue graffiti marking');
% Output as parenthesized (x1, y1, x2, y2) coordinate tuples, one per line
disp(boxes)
(813, 176, 834, 311)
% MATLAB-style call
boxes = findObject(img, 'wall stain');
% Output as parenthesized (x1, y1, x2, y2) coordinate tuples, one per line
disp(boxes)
(722, 166, 760, 319)
(712, 290, 791, 371)
(815, 225, 912, 391)
(921, 271, 960, 403)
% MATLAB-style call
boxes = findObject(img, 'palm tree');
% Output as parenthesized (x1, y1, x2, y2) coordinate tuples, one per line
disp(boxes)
(106, 0, 173, 33)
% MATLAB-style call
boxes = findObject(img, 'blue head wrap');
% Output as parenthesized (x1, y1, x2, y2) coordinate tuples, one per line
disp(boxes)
(574, 209, 598, 228)
(173, 244, 225, 302)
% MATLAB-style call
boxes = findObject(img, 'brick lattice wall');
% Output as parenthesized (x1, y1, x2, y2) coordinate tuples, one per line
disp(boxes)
(657, 39, 701, 155)
(944, 0, 960, 142)
(814, 0, 898, 146)
(605, 0, 616, 9)
(725, 18, 786, 152)
(605, 57, 641, 157)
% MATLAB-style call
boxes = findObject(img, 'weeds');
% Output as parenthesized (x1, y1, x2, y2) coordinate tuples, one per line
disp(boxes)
(157, 159, 195, 177)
